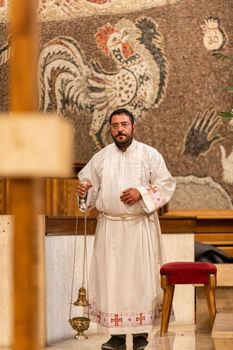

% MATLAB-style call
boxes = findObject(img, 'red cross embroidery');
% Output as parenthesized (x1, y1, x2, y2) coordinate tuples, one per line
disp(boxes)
(136, 313, 145, 325)
(111, 314, 122, 326)
(147, 185, 157, 193)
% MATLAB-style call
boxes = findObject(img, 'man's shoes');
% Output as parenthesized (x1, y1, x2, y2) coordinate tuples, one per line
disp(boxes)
(101, 335, 126, 350)
(133, 334, 148, 350)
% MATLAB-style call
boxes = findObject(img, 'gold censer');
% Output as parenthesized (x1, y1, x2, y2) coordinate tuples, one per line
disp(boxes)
(69, 287, 90, 340)
(69, 200, 90, 340)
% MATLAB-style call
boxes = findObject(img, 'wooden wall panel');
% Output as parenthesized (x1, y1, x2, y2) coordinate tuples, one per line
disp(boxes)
(0, 178, 81, 216)
(45, 178, 98, 217)
(1, 177, 167, 217)
(0, 179, 5, 213)
(45, 178, 78, 216)
(0, 179, 7, 214)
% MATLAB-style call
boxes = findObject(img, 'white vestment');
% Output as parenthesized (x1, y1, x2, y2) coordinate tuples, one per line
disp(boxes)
(79, 140, 176, 334)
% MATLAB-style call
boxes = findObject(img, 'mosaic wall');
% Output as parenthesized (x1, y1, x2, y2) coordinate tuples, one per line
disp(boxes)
(0, 0, 233, 209)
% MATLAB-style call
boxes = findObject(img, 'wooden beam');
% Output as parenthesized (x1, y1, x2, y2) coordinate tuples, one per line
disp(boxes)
(10, 180, 43, 350)
(46, 216, 97, 236)
(10, 1, 38, 112)
(45, 215, 197, 235)
(9, 1, 43, 350)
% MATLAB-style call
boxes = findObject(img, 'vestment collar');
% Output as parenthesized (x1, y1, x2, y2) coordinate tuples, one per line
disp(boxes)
(113, 138, 137, 154)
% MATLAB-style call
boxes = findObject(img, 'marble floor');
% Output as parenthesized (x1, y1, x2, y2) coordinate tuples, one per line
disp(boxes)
(0, 324, 232, 350)
(44, 324, 233, 350)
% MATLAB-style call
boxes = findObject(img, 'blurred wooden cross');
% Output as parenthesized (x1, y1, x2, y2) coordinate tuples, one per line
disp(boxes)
(0, 2, 73, 349)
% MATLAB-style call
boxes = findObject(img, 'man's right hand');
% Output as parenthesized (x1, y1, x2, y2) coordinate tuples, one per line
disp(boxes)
(77, 182, 92, 198)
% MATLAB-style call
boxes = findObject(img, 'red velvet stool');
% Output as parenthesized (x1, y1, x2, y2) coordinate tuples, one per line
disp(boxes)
(160, 262, 217, 336)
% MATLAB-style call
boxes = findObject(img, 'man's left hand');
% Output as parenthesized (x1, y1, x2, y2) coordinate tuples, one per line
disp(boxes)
(120, 188, 142, 205)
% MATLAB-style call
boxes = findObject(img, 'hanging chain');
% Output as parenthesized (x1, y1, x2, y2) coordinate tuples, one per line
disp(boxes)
(69, 212, 79, 320)
(82, 213, 89, 286)
(83, 212, 89, 318)
(69, 191, 89, 319)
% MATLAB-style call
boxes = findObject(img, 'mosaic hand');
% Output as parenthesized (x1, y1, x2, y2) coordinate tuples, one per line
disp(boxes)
(183, 109, 222, 156)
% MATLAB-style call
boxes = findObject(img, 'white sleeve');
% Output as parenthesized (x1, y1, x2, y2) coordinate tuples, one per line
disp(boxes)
(136, 154, 176, 213)
(78, 155, 101, 211)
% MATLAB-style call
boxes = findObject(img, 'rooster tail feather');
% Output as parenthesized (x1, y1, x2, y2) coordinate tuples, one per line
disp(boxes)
(136, 17, 168, 105)
(38, 36, 88, 113)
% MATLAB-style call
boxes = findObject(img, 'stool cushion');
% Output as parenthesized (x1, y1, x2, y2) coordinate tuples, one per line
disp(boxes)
(160, 262, 217, 285)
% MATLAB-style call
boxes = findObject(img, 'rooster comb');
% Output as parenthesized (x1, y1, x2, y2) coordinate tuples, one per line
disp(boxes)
(95, 24, 117, 55)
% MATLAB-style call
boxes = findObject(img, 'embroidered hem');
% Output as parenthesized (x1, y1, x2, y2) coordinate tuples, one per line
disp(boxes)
(88, 303, 163, 329)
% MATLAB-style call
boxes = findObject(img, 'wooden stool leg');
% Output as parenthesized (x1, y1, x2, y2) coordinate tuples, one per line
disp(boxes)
(204, 274, 217, 325)
(160, 275, 175, 336)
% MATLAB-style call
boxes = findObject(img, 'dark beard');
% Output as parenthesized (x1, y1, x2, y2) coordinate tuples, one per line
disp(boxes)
(113, 134, 133, 150)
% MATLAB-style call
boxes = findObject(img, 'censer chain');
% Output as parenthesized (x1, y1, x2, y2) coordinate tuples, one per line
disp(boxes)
(69, 214, 79, 319)
(82, 213, 89, 306)
(69, 210, 89, 320)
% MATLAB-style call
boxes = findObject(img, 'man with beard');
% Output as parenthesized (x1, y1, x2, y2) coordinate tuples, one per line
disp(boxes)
(77, 108, 176, 350)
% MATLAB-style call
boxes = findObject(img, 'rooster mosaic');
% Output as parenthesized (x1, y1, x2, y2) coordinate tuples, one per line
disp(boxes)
(38, 17, 168, 148)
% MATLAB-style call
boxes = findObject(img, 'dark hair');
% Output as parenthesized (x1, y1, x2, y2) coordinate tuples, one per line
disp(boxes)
(109, 108, 135, 125)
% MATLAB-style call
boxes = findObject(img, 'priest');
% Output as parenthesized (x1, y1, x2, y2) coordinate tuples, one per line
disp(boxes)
(77, 108, 176, 350)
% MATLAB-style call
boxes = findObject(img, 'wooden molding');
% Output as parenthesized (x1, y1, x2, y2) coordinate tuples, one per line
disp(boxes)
(45, 210, 233, 256)
(45, 210, 233, 236)
(46, 216, 97, 235)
